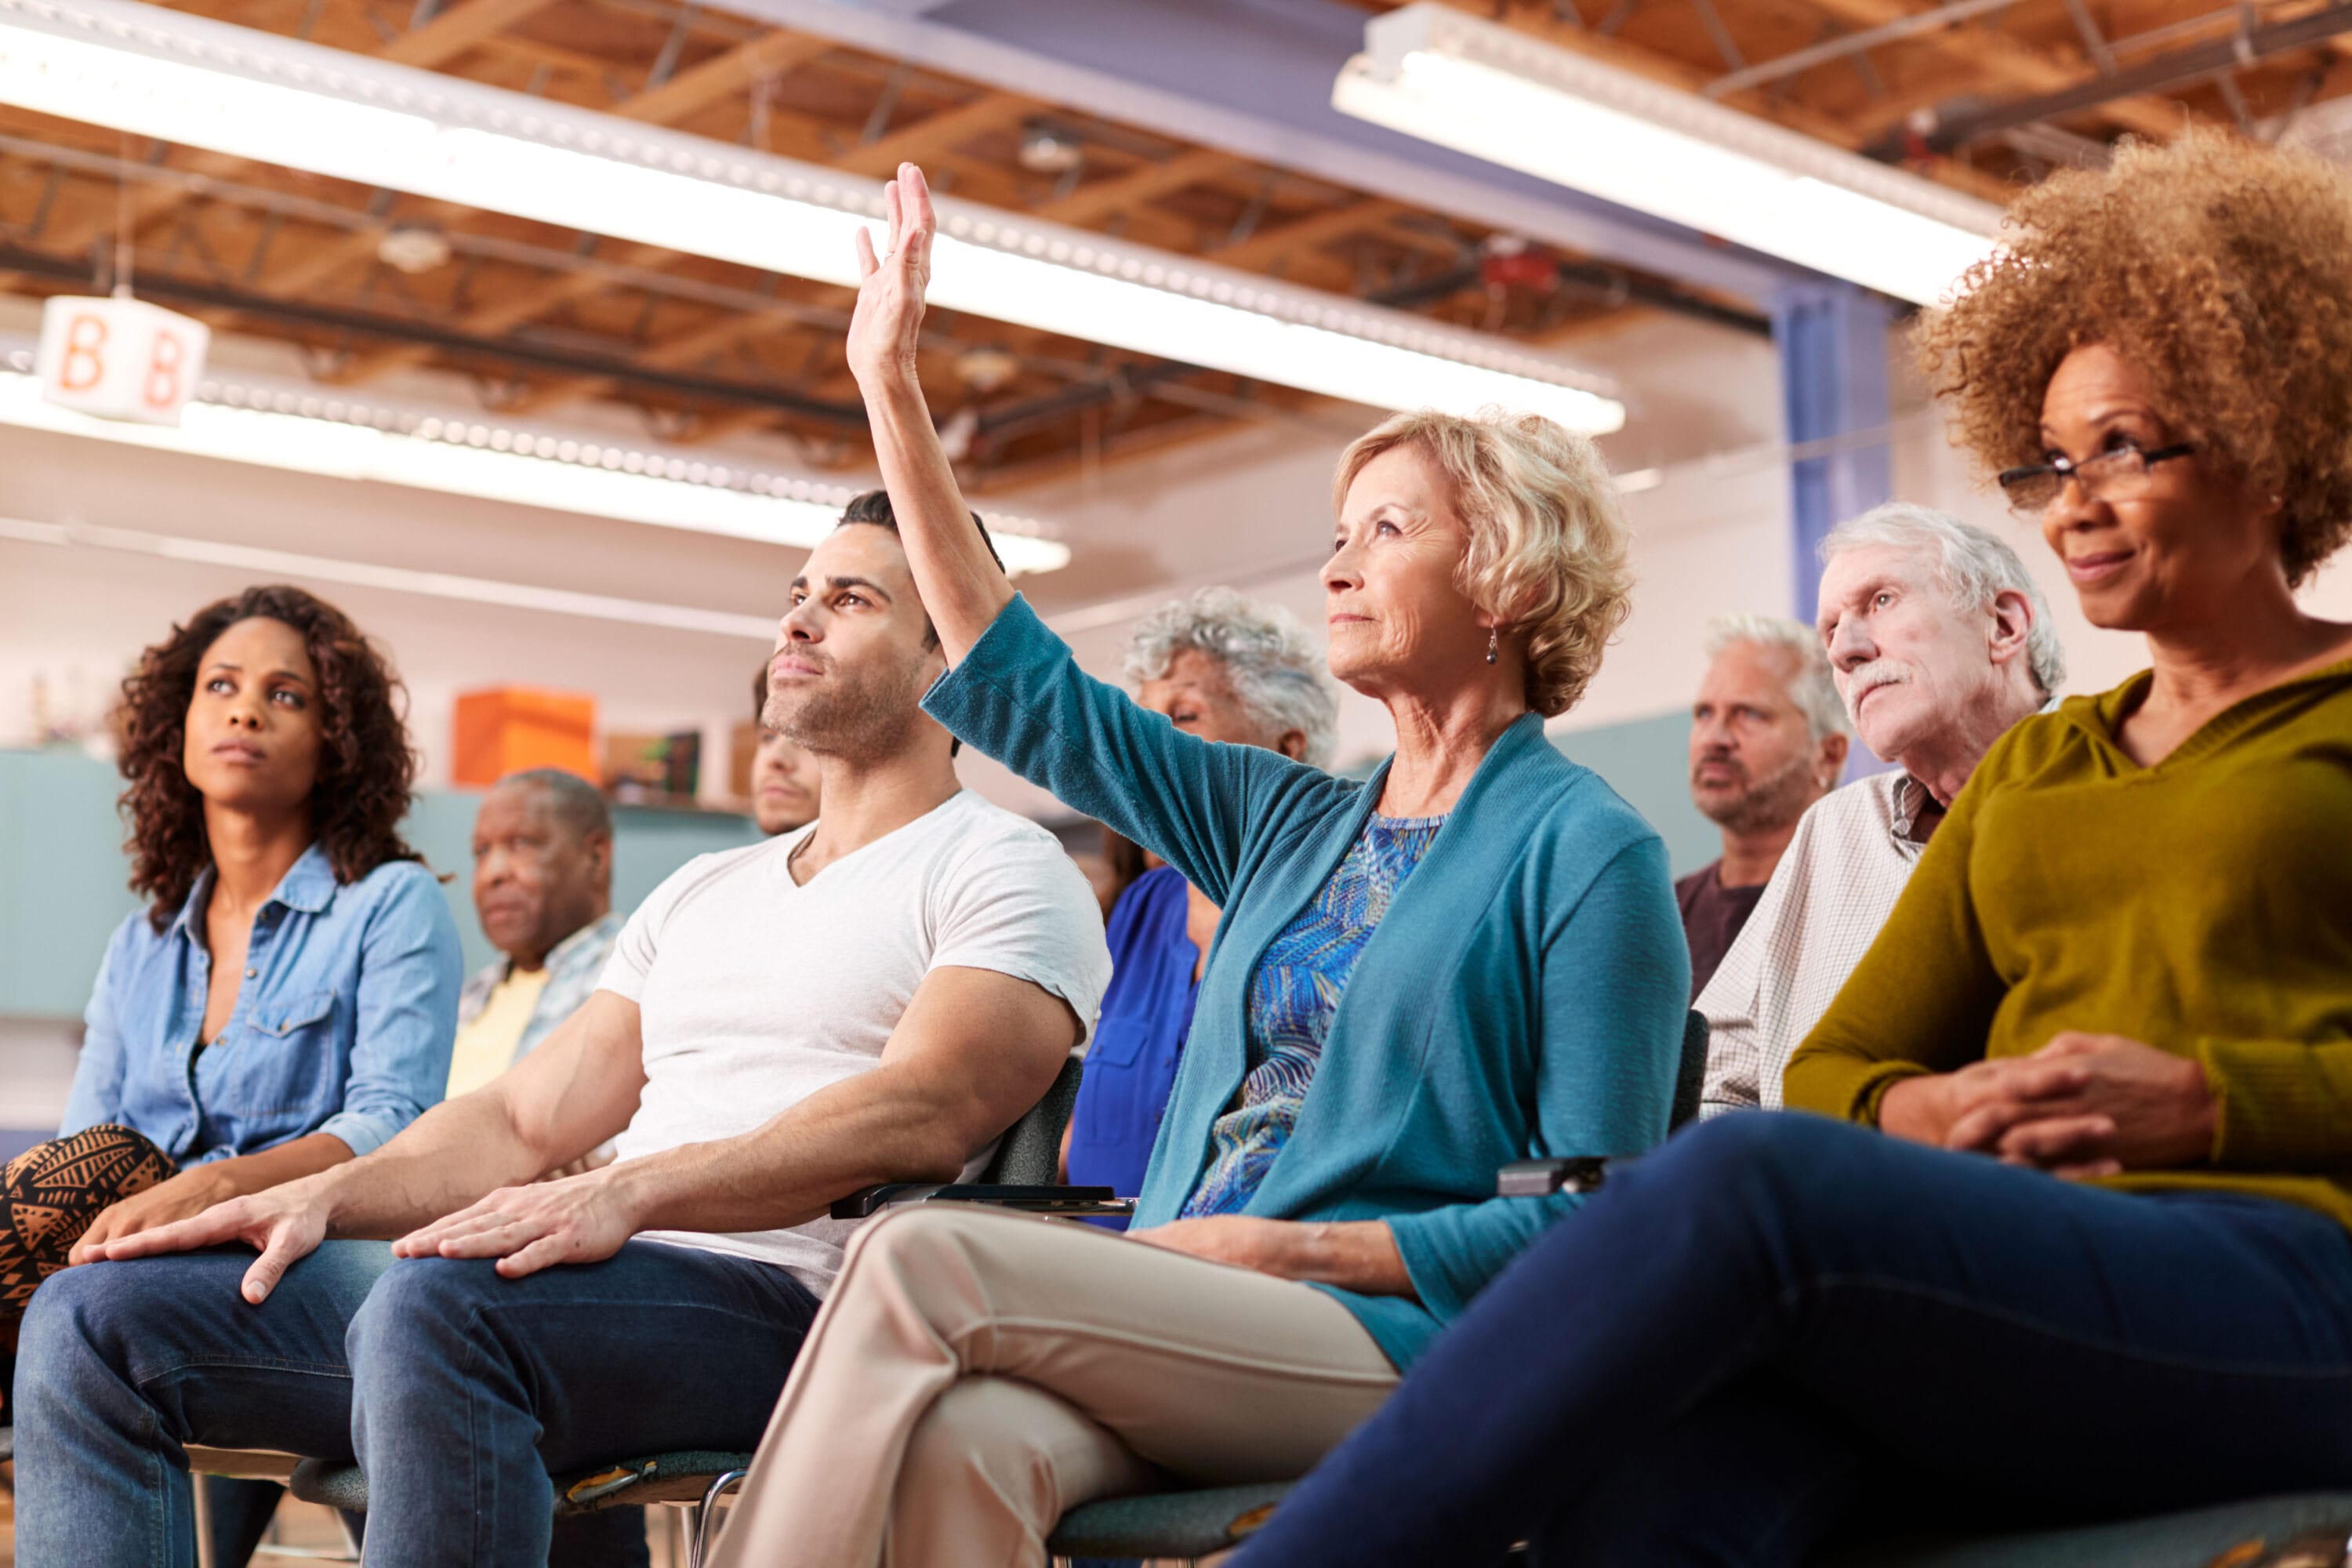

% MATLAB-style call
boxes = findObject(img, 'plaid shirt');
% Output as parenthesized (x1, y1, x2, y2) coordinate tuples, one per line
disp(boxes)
(1695, 771, 1936, 1116)
(456, 909, 626, 1068)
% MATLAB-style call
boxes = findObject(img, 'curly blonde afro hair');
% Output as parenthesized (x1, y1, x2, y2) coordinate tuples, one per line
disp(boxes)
(1915, 126, 2352, 586)
(1334, 408, 1634, 718)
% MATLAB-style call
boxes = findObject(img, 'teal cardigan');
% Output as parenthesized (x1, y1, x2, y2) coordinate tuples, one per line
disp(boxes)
(924, 596, 1689, 1367)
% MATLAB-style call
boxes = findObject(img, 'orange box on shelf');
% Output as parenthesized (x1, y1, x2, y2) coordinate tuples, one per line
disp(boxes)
(452, 688, 597, 788)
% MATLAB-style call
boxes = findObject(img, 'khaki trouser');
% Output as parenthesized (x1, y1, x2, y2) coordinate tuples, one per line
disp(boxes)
(707, 1204, 1401, 1568)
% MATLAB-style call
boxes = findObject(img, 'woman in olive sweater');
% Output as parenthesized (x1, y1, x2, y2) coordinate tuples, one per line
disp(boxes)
(701, 165, 1689, 1568)
(1229, 128, 2352, 1568)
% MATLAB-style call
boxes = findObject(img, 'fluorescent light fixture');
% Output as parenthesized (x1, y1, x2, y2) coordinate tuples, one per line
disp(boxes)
(0, 0, 1624, 434)
(1334, 3, 2002, 307)
(0, 354, 1071, 575)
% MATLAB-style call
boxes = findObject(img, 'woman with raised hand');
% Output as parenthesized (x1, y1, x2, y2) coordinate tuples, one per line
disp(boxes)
(1226, 127, 2352, 1568)
(706, 164, 1688, 1568)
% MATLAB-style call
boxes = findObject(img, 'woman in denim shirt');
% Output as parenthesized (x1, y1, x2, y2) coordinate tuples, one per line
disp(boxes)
(2, 585, 460, 1330)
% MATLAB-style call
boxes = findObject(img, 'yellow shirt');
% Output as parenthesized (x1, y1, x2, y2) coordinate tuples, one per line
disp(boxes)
(447, 967, 552, 1099)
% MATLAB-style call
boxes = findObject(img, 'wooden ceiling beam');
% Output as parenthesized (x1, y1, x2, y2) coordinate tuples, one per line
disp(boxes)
(1476, 1, 2015, 201)
(1033, 147, 1242, 227)
(1770, 0, 2188, 140)
(1210, 197, 1410, 270)
(379, 0, 566, 69)
(834, 91, 1040, 177)
(616, 30, 834, 127)
(36, 0, 572, 299)
(325, 238, 684, 383)
(35, 145, 253, 259)
(325, 31, 835, 384)
(497, 296, 825, 414)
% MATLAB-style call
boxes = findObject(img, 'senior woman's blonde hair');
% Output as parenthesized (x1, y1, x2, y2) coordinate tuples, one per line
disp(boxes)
(1334, 408, 1634, 719)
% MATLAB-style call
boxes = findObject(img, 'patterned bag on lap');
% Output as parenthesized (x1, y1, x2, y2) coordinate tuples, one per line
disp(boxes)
(1, 1123, 176, 1316)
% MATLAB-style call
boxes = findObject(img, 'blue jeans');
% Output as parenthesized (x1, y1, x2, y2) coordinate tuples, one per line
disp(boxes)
(1228, 1113, 2352, 1568)
(15, 1236, 820, 1567)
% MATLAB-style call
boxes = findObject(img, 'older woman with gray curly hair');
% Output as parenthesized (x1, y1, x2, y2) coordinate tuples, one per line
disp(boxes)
(1064, 590, 1339, 1218)
(705, 162, 1688, 1568)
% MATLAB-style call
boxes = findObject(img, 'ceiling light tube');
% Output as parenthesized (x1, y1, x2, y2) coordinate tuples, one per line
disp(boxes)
(1334, 2, 2002, 307)
(0, 0, 1624, 433)
(0, 356, 1071, 574)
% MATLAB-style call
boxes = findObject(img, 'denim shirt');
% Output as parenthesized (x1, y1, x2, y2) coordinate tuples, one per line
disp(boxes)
(61, 843, 463, 1164)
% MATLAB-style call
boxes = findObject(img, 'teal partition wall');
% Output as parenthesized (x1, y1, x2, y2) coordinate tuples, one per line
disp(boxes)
(3, 711, 1714, 1021)
(0, 750, 762, 1020)
(1549, 712, 1716, 881)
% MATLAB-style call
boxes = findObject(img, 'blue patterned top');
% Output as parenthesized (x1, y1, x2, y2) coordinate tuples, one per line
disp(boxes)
(1181, 813, 1445, 1218)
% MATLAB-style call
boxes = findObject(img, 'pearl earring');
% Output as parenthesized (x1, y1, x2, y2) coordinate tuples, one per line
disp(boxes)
(1485, 627, 1498, 666)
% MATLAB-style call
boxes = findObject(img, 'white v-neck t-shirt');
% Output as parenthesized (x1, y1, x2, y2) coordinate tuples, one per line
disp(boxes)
(597, 789, 1110, 1295)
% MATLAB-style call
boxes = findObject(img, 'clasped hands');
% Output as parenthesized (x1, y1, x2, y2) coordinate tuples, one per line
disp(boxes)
(1878, 1032, 2217, 1178)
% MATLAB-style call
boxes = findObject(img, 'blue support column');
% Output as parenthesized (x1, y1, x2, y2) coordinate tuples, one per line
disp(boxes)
(1772, 282, 1895, 624)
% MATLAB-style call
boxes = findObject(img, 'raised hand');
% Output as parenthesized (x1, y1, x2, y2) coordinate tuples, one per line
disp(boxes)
(846, 162, 936, 391)
(90, 1179, 332, 1305)
(391, 1165, 641, 1279)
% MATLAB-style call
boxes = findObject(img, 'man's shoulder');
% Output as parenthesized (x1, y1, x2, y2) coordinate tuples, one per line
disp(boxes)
(1675, 859, 1721, 905)
(1809, 771, 1907, 829)
(930, 789, 1077, 867)
(1776, 774, 1907, 865)
(1763, 773, 1918, 905)
(632, 834, 795, 918)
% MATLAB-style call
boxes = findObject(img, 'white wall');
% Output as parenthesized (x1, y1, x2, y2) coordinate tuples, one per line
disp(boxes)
(0, 434, 790, 798)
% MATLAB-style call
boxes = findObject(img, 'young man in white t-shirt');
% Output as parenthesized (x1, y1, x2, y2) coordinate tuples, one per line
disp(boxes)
(16, 495, 1112, 1568)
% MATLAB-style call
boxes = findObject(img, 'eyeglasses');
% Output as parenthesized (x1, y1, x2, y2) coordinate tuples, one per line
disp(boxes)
(1997, 442, 2194, 515)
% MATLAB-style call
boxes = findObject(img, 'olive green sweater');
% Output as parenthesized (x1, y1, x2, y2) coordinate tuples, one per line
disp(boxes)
(1785, 656, 2352, 1226)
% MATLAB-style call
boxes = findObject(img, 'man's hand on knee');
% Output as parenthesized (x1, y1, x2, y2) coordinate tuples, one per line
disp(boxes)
(391, 1165, 644, 1279)
(87, 1178, 332, 1305)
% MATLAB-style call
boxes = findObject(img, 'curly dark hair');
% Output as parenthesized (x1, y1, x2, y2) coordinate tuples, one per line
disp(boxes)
(117, 584, 424, 931)
(1915, 126, 2352, 587)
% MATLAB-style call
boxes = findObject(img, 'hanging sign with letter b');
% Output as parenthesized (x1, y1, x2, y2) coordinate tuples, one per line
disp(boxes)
(37, 296, 211, 427)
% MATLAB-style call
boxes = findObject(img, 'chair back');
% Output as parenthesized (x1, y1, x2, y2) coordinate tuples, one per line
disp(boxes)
(978, 1056, 1084, 1185)
(1670, 1011, 1710, 1131)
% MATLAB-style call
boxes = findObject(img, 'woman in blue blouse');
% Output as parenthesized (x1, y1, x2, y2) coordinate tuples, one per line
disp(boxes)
(1066, 589, 1339, 1222)
(706, 165, 1689, 1568)
(2, 585, 460, 1328)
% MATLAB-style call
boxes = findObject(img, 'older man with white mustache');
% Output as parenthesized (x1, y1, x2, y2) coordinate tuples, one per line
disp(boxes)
(1698, 503, 2060, 1116)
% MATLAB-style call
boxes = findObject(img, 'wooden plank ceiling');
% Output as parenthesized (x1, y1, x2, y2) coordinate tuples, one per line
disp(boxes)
(0, 0, 2339, 489)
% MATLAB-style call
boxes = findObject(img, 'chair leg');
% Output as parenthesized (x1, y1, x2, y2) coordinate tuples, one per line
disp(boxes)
(192, 1472, 218, 1568)
(688, 1468, 750, 1568)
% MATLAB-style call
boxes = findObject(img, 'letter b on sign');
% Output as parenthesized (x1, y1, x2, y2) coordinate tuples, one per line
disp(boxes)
(38, 296, 210, 426)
